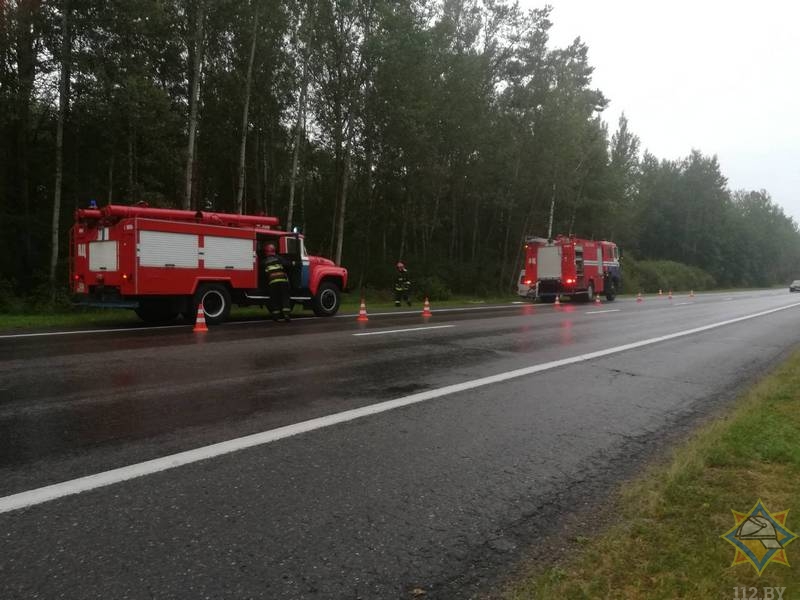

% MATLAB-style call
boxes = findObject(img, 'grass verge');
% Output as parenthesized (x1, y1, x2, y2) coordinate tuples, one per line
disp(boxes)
(0, 294, 521, 332)
(506, 350, 800, 600)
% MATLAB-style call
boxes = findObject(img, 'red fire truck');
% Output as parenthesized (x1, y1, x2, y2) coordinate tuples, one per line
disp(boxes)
(70, 203, 348, 324)
(521, 235, 621, 303)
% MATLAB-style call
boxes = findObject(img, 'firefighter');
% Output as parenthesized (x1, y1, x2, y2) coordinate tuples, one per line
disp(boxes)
(393, 261, 412, 307)
(262, 243, 292, 322)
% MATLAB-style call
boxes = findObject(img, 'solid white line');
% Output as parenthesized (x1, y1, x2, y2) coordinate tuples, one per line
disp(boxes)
(342, 304, 519, 318)
(585, 309, 621, 315)
(353, 325, 455, 337)
(2, 304, 523, 338)
(675, 302, 693, 306)
(2, 301, 799, 515)
(0, 324, 186, 339)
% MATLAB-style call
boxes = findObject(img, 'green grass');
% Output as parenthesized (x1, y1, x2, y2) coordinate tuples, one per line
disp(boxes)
(505, 351, 800, 600)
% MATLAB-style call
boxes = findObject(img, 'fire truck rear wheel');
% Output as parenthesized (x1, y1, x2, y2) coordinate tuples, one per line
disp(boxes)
(586, 283, 595, 302)
(194, 284, 232, 325)
(312, 281, 341, 317)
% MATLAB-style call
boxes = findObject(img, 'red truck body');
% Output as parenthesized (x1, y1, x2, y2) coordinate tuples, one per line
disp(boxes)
(70, 204, 348, 324)
(522, 235, 621, 302)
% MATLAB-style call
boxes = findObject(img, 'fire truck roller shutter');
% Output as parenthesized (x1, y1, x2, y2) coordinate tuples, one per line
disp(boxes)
(88, 240, 118, 272)
(203, 236, 252, 270)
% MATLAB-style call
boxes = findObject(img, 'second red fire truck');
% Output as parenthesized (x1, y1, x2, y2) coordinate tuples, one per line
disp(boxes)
(70, 203, 348, 324)
(520, 235, 621, 303)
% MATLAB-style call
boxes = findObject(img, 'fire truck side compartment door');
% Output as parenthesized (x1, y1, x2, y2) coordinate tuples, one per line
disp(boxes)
(537, 245, 561, 279)
(88, 240, 118, 272)
(139, 231, 198, 268)
(203, 236, 252, 270)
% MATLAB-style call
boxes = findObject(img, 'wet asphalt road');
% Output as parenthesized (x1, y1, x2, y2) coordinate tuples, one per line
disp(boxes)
(1, 290, 800, 599)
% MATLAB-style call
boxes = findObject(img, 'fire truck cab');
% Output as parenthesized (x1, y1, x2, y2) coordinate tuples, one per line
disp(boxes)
(522, 235, 621, 303)
(70, 203, 348, 324)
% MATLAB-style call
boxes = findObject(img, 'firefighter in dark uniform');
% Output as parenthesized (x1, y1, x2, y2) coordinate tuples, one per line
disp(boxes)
(393, 261, 412, 307)
(263, 243, 292, 322)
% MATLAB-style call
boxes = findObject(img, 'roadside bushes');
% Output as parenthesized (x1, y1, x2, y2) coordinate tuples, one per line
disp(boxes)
(0, 277, 72, 313)
(621, 256, 716, 294)
(413, 275, 452, 301)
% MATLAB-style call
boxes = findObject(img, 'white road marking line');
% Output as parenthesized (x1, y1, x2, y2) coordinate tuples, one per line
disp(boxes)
(675, 302, 693, 306)
(343, 304, 520, 318)
(2, 304, 523, 338)
(2, 301, 799, 515)
(353, 325, 455, 337)
(0, 324, 186, 339)
(585, 309, 621, 315)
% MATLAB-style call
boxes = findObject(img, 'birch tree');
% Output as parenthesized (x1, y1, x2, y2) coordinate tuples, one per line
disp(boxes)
(234, 4, 259, 214)
(50, 0, 71, 296)
(184, 0, 204, 209)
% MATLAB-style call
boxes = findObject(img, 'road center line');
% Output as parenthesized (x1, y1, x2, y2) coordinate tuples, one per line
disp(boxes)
(353, 325, 455, 337)
(585, 309, 621, 315)
(2, 301, 799, 515)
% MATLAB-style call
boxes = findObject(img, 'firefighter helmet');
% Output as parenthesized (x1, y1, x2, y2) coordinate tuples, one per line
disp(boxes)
(264, 243, 276, 255)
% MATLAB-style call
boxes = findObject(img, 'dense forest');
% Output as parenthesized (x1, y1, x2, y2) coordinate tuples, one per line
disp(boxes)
(1, 0, 799, 306)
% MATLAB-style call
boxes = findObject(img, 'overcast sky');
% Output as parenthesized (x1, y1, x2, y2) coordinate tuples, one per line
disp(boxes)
(534, 0, 800, 223)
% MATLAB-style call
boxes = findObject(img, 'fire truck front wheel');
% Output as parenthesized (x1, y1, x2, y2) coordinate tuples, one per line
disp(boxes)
(605, 279, 618, 301)
(194, 284, 232, 325)
(312, 281, 341, 317)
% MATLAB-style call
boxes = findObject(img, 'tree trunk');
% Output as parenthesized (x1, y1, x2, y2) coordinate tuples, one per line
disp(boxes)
(357, 138, 374, 290)
(470, 194, 479, 261)
(334, 130, 352, 266)
(128, 121, 135, 202)
(287, 60, 308, 230)
(14, 0, 36, 284)
(50, 0, 71, 296)
(184, 1, 204, 209)
(235, 7, 258, 214)
(107, 154, 113, 204)
(261, 125, 269, 214)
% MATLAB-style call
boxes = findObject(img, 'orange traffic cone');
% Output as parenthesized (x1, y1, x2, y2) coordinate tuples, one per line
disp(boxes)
(636, 292, 643, 303)
(668, 290, 673, 300)
(554, 295, 561, 306)
(193, 302, 209, 333)
(594, 294, 601, 305)
(422, 297, 432, 317)
(357, 298, 369, 322)
(690, 290, 695, 298)
(658, 289, 663, 297)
